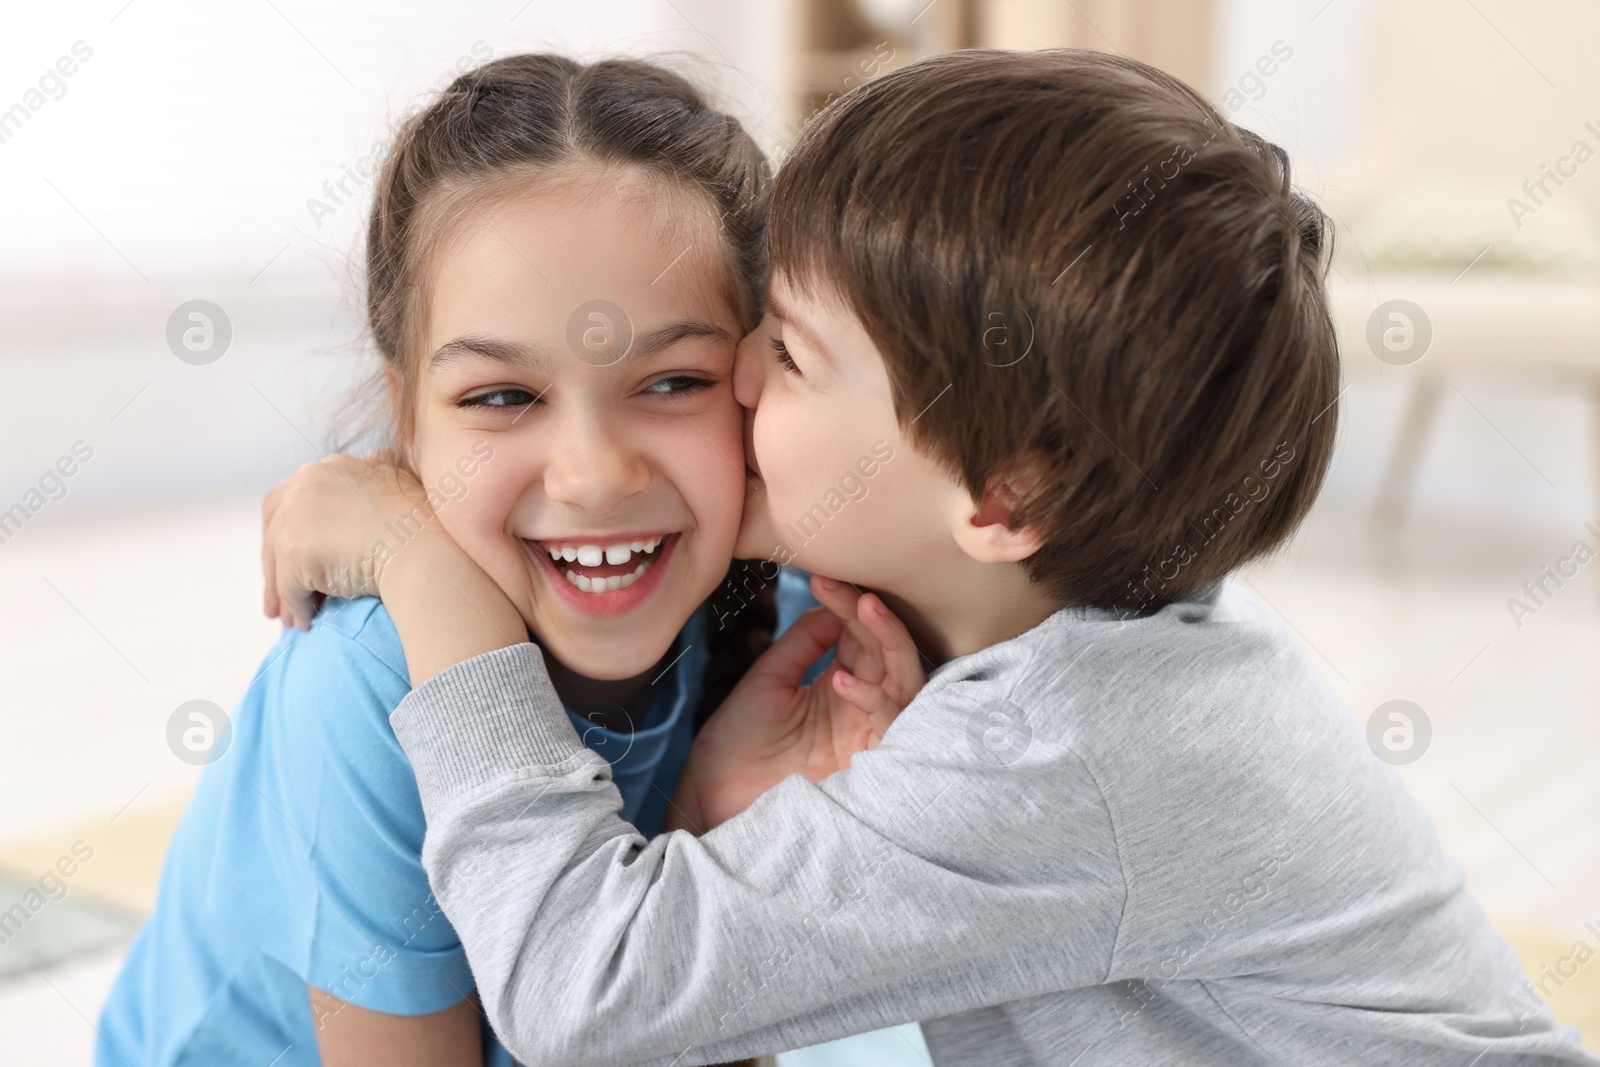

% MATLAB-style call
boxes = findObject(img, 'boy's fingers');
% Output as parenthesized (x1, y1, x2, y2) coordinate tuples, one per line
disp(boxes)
(836, 625, 863, 677)
(263, 550, 279, 620)
(261, 485, 285, 617)
(831, 670, 903, 739)
(285, 586, 313, 632)
(276, 558, 319, 631)
(857, 593, 926, 705)
(809, 573, 862, 626)
(750, 608, 844, 689)
(811, 574, 890, 683)
(262, 516, 278, 618)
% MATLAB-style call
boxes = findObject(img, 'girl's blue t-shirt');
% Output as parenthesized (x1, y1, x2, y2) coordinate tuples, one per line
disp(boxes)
(95, 594, 719, 1067)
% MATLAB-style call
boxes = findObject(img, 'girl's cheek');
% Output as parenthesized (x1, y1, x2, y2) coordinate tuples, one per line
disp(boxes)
(663, 423, 742, 538)
(713, 392, 746, 452)
(434, 473, 513, 552)
(712, 406, 748, 489)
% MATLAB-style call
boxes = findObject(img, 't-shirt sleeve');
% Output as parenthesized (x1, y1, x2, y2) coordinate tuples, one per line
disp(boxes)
(208, 600, 476, 1016)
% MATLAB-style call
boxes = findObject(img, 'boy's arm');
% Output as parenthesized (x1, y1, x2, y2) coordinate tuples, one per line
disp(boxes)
(309, 989, 482, 1066)
(394, 644, 1123, 1067)
(377, 524, 526, 683)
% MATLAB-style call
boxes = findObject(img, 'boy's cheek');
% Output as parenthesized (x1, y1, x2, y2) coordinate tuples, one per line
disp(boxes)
(733, 481, 779, 559)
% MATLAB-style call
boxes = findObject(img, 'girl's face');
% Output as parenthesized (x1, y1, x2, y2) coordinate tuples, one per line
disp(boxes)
(410, 174, 746, 681)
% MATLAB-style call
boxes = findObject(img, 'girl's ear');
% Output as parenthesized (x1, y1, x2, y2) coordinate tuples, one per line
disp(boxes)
(950, 452, 1051, 565)
(384, 365, 402, 413)
(384, 365, 416, 459)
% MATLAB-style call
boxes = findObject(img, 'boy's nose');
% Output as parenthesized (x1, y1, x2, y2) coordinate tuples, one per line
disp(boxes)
(732, 327, 765, 410)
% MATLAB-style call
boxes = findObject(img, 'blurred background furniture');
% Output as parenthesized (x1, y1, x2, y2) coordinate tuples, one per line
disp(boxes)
(787, 0, 1211, 129)
(793, 0, 1600, 533)
(1320, 0, 1600, 530)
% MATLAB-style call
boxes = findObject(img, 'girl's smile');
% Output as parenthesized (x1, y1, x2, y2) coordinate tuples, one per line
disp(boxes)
(524, 531, 677, 615)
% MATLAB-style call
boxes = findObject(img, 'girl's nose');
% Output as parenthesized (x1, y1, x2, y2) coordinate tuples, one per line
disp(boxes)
(543, 418, 650, 515)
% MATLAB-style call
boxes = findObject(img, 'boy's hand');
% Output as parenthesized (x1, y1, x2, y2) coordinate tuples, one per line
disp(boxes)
(261, 453, 432, 631)
(664, 576, 926, 834)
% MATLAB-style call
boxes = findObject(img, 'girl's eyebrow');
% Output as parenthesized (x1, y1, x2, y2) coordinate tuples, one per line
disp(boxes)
(430, 320, 734, 371)
(632, 319, 735, 360)
(431, 336, 548, 369)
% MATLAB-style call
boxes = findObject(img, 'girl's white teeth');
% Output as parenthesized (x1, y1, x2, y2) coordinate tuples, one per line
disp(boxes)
(546, 538, 662, 567)
(564, 561, 649, 593)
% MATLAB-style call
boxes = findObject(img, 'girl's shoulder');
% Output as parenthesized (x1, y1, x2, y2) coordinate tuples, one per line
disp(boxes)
(246, 596, 411, 757)
(217, 595, 426, 892)
(296, 596, 408, 683)
(186, 596, 465, 1017)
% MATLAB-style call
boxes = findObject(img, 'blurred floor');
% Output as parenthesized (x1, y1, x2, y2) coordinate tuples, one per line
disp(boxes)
(0, 496, 284, 854)
(0, 949, 125, 1067)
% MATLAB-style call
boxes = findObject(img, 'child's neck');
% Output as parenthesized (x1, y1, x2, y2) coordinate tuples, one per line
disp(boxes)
(878, 555, 1061, 668)
(543, 649, 671, 734)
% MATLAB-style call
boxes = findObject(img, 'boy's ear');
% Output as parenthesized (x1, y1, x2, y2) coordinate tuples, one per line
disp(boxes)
(950, 452, 1052, 565)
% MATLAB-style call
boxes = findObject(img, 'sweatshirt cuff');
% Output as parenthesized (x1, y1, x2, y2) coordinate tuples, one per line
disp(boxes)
(391, 643, 588, 802)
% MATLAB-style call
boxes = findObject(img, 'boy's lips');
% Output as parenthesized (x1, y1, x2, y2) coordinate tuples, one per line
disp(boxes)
(524, 532, 679, 617)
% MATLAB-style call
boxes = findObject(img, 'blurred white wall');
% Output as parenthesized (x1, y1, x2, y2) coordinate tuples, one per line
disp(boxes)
(0, 0, 791, 513)
(0, 1, 790, 280)
(1212, 0, 1371, 183)
(1, 0, 1594, 548)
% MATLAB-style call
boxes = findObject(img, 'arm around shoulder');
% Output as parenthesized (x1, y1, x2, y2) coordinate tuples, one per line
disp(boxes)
(393, 648, 1124, 1066)
(377, 524, 528, 687)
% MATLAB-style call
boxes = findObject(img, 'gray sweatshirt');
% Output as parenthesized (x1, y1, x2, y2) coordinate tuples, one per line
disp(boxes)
(391, 582, 1595, 1066)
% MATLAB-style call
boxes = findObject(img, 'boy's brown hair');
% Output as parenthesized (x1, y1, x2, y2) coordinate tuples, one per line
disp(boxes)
(769, 48, 1339, 613)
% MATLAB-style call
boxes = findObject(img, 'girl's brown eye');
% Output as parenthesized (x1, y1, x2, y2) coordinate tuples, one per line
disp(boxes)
(644, 375, 714, 397)
(460, 387, 538, 409)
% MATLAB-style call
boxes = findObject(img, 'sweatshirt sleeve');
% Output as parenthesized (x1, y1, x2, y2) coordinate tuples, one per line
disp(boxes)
(391, 643, 1124, 1067)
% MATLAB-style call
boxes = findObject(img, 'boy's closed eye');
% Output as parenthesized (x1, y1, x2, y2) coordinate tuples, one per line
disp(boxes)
(770, 336, 801, 376)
